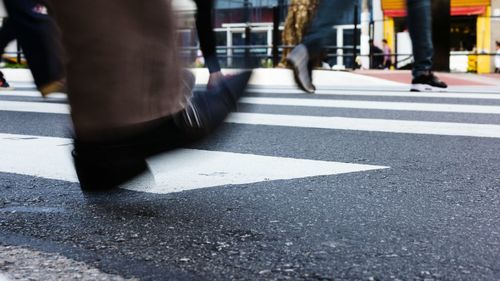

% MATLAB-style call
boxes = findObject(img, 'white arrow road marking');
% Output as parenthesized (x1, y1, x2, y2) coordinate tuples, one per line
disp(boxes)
(240, 97, 500, 114)
(0, 133, 388, 194)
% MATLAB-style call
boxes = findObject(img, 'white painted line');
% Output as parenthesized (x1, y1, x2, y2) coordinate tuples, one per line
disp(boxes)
(0, 90, 67, 99)
(0, 133, 387, 193)
(240, 97, 500, 114)
(247, 87, 500, 100)
(3, 96, 500, 116)
(227, 113, 500, 138)
(1, 100, 499, 138)
(0, 100, 69, 114)
(5, 87, 500, 101)
(0, 274, 11, 281)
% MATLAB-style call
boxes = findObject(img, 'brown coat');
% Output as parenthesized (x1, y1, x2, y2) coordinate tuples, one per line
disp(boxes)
(49, 0, 187, 141)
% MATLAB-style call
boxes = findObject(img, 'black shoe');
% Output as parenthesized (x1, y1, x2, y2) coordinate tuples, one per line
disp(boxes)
(411, 72, 448, 92)
(0, 78, 12, 90)
(73, 71, 252, 192)
(287, 44, 316, 93)
(173, 71, 252, 136)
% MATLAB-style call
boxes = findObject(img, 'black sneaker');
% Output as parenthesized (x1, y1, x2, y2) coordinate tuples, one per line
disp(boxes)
(0, 73, 13, 90)
(73, 71, 252, 192)
(411, 72, 448, 92)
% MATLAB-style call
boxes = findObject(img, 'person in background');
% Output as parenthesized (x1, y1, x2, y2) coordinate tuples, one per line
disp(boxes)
(286, 0, 447, 93)
(369, 39, 384, 69)
(382, 39, 393, 70)
(2, 0, 65, 96)
(280, 0, 319, 67)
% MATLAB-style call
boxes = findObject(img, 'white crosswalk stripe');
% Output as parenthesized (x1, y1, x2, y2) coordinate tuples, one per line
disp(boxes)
(0, 84, 499, 193)
(240, 97, 500, 114)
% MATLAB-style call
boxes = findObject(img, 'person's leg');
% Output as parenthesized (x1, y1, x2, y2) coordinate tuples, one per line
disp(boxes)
(3, 0, 64, 91)
(49, 0, 186, 141)
(0, 19, 17, 89)
(0, 19, 16, 53)
(406, 0, 447, 92)
(49, 0, 251, 191)
(406, 0, 433, 78)
(287, 0, 336, 93)
(301, 0, 337, 58)
(193, 0, 219, 73)
(193, 0, 224, 88)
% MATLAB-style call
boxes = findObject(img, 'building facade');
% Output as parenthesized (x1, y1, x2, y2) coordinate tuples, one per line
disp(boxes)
(377, 0, 497, 73)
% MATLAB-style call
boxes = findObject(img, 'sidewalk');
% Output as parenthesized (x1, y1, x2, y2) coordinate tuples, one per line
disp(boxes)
(355, 69, 500, 88)
(2, 68, 498, 92)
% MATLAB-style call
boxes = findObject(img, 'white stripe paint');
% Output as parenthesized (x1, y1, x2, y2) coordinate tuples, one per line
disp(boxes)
(0, 133, 387, 194)
(0, 100, 69, 114)
(4, 88, 500, 100)
(247, 87, 500, 100)
(3, 96, 500, 116)
(0, 90, 67, 99)
(227, 113, 500, 138)
(240, 97, 500, 114)
(1, 100, 499, 138)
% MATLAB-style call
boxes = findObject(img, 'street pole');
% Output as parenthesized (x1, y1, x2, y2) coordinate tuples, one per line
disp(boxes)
(272, 6, 281, 67)
(243, 0, 251, 68)
(432, 0, 451, 72)
(353, 2, 359, 70)
(360, 0, 371, 69)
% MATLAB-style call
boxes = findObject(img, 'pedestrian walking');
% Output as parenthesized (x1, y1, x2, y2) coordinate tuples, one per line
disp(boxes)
(47, 0, 251, 192)
(369, 39, 384, 69)
(280, 0, 319, 67)
(2, 0, 65, 96)
(286, 0, 447, 93)
(382, 39, 393, 70)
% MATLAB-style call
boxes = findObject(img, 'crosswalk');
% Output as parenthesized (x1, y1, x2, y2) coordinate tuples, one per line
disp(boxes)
(0, 80, 499, 194)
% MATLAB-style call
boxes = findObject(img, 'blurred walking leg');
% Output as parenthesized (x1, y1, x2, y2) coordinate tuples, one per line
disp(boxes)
(49, 0, 251, 191)
(286, 0, 337, 93)
(3, 0, 64, 95)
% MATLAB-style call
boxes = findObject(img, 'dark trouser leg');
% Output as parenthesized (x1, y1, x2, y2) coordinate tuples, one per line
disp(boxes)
(406, 0, 433, 78)
(3, 0, 64, 88)
(48, 0, 252, 191)
(301, 0, 337, 58)
(193, 0, 220, 73)
(0, 18, 16, 54)
(0, 18, 16, 84)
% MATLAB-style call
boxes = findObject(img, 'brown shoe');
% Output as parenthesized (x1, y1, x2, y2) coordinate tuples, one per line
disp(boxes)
(39, 79, 66, 97)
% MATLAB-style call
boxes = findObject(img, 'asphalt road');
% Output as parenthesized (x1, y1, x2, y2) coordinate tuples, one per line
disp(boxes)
(0, 83, 499, 281)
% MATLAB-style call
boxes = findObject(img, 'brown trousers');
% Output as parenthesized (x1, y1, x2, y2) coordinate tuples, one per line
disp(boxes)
(49, 0, 186, 141)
